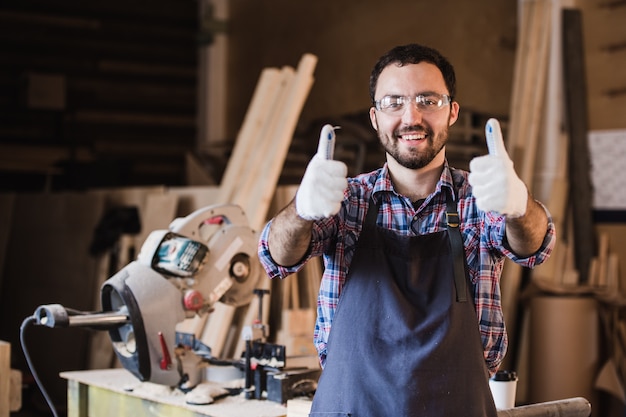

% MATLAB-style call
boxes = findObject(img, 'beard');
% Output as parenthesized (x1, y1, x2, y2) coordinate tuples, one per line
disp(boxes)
(378, 119, 450, 169)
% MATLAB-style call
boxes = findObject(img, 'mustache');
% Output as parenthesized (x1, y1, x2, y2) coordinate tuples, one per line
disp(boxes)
(395, 124, 432, 137)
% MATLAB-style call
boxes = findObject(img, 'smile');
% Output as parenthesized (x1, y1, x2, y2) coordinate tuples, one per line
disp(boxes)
(399, 133, 426, 141)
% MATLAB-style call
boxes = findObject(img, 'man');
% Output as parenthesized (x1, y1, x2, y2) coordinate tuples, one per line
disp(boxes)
(258, 43, 555, 416)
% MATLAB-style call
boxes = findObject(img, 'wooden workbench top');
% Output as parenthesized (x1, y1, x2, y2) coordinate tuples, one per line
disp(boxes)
(60, 368, 288, 417)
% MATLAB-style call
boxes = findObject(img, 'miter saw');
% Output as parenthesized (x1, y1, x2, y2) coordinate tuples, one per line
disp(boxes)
(22, 203, 287, 411)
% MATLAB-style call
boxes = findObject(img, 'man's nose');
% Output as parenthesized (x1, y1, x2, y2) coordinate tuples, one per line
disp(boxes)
(401, 101, 424, 124)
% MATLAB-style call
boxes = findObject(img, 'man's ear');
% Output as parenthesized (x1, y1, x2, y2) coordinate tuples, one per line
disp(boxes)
(369, 107, 378, 131)
(449, 101, 460, 127)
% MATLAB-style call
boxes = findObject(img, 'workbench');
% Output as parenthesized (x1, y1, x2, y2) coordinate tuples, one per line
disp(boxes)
(60, 369, 591, 417)
(60, 369, 288, 417)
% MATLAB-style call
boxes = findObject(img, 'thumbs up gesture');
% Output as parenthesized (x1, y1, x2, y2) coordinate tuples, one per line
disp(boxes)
(468, 118, 528, 218)
(295, 124, 348, 220)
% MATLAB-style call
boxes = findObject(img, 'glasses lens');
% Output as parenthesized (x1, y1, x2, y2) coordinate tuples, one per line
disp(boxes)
(376, 93, 450, 114)
(377, 96, 405, 112)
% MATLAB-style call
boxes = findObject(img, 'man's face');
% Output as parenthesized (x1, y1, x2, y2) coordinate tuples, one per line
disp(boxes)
(369, 62, 459, 170)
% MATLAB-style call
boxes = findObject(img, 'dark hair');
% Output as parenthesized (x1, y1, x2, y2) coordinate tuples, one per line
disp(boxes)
(369, 43, 457, 103)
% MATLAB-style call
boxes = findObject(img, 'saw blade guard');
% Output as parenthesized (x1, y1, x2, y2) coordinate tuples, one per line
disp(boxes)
(160, 203, 262, 308)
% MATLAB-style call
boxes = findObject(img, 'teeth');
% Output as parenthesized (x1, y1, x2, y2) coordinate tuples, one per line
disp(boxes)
(401, 134, 425, 141)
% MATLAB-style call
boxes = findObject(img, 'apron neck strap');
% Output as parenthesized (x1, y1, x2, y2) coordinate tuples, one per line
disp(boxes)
(445, 186, 468, 303)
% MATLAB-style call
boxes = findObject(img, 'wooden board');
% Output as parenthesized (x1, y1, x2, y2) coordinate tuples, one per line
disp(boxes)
(1, 340, 10, 417)
(209, 55, 318, 359)
(0, 340, 21, 415)
(562, 8, 596, 283)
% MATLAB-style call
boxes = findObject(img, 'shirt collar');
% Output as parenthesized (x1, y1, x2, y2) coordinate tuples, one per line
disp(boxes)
(371, 160, 457, 204)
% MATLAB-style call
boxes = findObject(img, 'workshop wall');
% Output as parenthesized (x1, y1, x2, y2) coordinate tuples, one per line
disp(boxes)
(226, 0, 519, 139)
(0, 1, 199, 191)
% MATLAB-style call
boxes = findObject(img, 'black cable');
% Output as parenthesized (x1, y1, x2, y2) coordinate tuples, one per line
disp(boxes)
(20, 315, 60, 417)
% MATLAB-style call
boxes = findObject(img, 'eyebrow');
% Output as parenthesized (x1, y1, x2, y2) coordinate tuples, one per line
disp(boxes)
(381, 90, 445, 98)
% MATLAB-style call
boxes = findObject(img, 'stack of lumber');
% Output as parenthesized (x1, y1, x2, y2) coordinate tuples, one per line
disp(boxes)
(514, 5, 621, 297)
(504, 1, 625, 408)
(198, 53, 320, 360)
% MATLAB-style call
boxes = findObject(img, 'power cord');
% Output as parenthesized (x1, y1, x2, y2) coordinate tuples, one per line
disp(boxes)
(20, 315, 61, 417)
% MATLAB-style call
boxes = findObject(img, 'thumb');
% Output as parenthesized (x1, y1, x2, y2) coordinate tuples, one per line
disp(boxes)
(317, 124, 340, 160)
(485, 118, 508, 157)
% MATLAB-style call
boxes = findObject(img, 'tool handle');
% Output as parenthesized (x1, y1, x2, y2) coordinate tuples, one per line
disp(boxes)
(317, 124, 338, 160)
(485, 118, 507, 157)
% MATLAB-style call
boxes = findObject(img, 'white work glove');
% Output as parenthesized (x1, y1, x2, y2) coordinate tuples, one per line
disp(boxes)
(468, 118, 528, 218)
(295, 124, 348, 220)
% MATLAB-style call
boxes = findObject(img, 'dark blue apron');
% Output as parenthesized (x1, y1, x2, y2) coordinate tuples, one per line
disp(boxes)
(309, 188, 498, 416)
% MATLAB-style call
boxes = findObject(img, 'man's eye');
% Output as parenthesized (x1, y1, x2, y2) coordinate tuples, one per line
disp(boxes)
(380, 97, 403, 109)
(420, 96, 438, 106)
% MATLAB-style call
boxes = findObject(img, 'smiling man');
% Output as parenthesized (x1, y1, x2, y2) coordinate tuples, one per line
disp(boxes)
(258, 43, 555, 416)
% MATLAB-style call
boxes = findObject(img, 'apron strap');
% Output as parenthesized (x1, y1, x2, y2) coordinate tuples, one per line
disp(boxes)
(445, 186, 468, 302)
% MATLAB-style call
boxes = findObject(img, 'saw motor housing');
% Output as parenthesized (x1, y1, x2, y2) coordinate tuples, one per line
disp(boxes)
(100, 203, 261, 386)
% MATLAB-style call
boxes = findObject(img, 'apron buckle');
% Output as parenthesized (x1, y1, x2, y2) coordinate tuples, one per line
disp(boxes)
(446, 212, 460, 228)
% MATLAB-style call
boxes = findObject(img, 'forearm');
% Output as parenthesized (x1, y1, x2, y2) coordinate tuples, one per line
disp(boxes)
(268, 198, 314, 267)
(504, 193, 549, 257)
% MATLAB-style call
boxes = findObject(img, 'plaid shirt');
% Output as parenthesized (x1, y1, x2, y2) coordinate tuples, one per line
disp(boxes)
(258, 161, 555, 374)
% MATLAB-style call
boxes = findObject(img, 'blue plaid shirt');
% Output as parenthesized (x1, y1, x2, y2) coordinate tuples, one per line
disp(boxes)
(258, 161, 555, 374)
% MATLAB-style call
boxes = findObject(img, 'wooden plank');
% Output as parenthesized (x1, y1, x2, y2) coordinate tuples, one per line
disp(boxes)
(199, 303, 236, 359)
(199, 68, 288, 359)
(218, 67, 285, 202)
(185, 152, 218, 186)
(0, 341, 22, 415)
(230, 54, 317, 351)
(167, 185, 221, 216)
(302, 256, 323, 311)
(244, 54, 317, 231)
(0, 340, 10, 417)
(228, 66, 295, 214)
(8, 369, 21, 413)
(596, 233, 610, 287)
(606, 253, 620, 292)
(508, 0, 537, 160)
(159, 55, 317, 360)
(197, 0, 229, 150)
(519, 2, 551, 185)
(496, 397, 591, 417)
(562, 7, 596, 283)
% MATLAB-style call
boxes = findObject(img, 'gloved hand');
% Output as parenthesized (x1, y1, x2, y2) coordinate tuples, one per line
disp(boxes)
(468, 118, 528, 218)
(295, 124, 348, 220)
